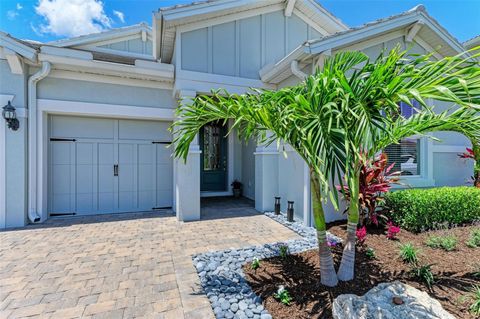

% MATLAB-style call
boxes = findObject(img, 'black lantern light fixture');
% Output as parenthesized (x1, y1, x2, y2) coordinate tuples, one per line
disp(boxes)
(2, 101, 19, 131)
(287, 201, 294, 222)
(274, 197, 281, 215)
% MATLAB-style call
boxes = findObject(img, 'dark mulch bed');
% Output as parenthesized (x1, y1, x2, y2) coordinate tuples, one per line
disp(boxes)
(243, 223, 480, 319)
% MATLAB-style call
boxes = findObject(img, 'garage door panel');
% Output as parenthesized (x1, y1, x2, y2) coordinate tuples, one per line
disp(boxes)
(51, 115, 115, 140)
(51, 194, 71, 213)
(98, 143, 114, 164)
(49, 116, 173, 215)
(156, 190, 173, 208)
(76, 193, 94, 213)
(51, 143, 72, 164)
(98, 192, 115, 212)
(118, 119, 171, 141)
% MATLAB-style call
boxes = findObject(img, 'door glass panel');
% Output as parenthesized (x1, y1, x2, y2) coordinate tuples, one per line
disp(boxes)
(203, 124, 222, 171)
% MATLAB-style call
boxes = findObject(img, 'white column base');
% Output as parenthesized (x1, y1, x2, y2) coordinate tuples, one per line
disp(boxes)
(175, 146, 201, 221)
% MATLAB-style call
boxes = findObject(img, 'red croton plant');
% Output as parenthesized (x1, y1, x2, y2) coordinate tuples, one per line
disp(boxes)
(458, 147, 480, 188)
(338, 153, 401, 226)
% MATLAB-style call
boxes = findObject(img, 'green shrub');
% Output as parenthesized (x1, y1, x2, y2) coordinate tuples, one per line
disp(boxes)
(425, 235, 458, 251)
(384, 187, 480, 232)
(251, 257, 260, 270)
(399, 243, 420, 264)
(365, 247, 376, 259)
(470, 285, 480, 316)
(467, 228, 480, 248)
(411, 264, 435, 289)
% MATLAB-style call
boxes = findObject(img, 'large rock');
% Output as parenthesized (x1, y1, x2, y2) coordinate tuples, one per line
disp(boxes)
(333, 281, 454, 319)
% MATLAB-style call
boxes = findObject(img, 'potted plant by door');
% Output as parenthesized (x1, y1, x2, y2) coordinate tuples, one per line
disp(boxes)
(231, 180, 243, 198)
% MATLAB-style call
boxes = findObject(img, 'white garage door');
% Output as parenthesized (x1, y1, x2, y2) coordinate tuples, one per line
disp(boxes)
(48, 115, 173, 216)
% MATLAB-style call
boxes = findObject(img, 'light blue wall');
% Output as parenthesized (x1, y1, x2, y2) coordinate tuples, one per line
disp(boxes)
(99, 38, 153, 56)
(0, 59, 28, 227)
(38, 77, 176, 109)
(241, 139, 256, 200)
(181, 11, 322, 79)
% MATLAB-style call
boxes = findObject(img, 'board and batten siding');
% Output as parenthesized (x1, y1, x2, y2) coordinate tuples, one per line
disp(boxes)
(181, 11, 323, 79)
(98, 38, 153, 56)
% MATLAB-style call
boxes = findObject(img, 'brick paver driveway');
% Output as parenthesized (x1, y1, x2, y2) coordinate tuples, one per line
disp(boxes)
(0, 201, 299, 318)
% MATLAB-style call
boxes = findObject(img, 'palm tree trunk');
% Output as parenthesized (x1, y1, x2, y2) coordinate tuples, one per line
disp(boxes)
(473, 143, 480, 188)
(337, 172, 360, 281)
(310, 169, 338, 287)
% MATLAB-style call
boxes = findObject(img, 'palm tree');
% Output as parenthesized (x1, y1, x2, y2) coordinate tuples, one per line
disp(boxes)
(172, 48, 480, 286)
(332, 48, 480, 281)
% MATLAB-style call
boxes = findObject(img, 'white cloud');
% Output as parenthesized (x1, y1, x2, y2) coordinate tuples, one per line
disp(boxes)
(34, 0, 113, 37)
(7, 3, 22, 20)
(113, 10, 125, 23)
(7, 10, 18, 20)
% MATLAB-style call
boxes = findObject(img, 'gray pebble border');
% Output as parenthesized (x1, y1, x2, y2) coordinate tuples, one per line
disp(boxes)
(192, 212, 341, 319)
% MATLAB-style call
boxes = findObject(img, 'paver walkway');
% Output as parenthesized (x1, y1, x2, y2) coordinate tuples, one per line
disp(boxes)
(0, 200, 299, 318)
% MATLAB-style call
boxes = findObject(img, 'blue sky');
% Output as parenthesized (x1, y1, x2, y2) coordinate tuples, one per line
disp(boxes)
(0, 0, 478, 43)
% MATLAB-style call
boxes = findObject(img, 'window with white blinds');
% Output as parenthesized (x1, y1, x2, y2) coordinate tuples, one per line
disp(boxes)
(385, 101, 421, 176)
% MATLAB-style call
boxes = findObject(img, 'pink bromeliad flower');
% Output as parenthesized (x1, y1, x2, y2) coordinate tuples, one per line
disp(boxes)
(386, 221, 400, 240)
(356, 226, 367, 244)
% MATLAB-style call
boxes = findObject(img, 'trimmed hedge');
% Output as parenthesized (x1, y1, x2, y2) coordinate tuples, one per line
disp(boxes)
(384, 187, 480, 232)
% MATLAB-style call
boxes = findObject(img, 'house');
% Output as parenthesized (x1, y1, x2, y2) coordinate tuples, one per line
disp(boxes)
(0, 0, 474, 229)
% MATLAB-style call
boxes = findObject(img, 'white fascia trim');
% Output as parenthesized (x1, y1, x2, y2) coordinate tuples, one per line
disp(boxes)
(418, 12, 466, 54)
(38, 52, 174, 82)
(37, 99, 175, 121)
(74, 33, 153, 48)
(259, 45, 306, 83)
(47, 69, 173, 90)
(285, 0, 297, 17)
(0, 32, 37, 61)
(405, 20, 424, 43)
(307, 14, 420, 54)
(414, 36, 444, 60)
(49, 24, 152, 47)
(162, 0, 276, 23)
(175, 3, 284, 34)
(298, 0, 348, 31)
(175, 70, 275, 95)
(76, 46, 155, 61)
(4, 48, 25, 74)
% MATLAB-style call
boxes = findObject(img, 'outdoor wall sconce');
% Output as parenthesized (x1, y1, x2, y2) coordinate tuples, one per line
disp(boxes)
(274, 197, 281, 215)
(2, 101, 19, 131)
(287, 201, 294, 222)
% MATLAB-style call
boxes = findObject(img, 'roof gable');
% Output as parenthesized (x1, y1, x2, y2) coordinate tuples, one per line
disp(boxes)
(154, 0, 348, 63)
(260, 5, 468, 84)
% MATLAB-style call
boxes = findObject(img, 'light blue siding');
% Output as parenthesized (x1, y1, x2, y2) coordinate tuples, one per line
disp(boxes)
(181, 11, 321, 79)
(0, 59, 26, 106)
(265, 11, 286, 64)
(0, 59, 28, 228)
(181, 28, 208, 73)
(287, 14, 308, 52)
(99, 38, 153, 55)
(38, 78, 176, 109)
(212, 22, 236, 76)
(239, 16, 262, 79)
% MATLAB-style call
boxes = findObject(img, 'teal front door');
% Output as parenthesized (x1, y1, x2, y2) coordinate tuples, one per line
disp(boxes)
(200, 122, 228, 192)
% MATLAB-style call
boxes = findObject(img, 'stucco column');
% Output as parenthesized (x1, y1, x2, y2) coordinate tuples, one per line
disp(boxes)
(254, 136, 279, 212)
(174, 90, 201, 221)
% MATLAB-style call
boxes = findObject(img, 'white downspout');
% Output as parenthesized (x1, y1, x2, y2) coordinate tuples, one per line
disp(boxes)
(27, 61, 51, 223)
(291, 60, 307, 80)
